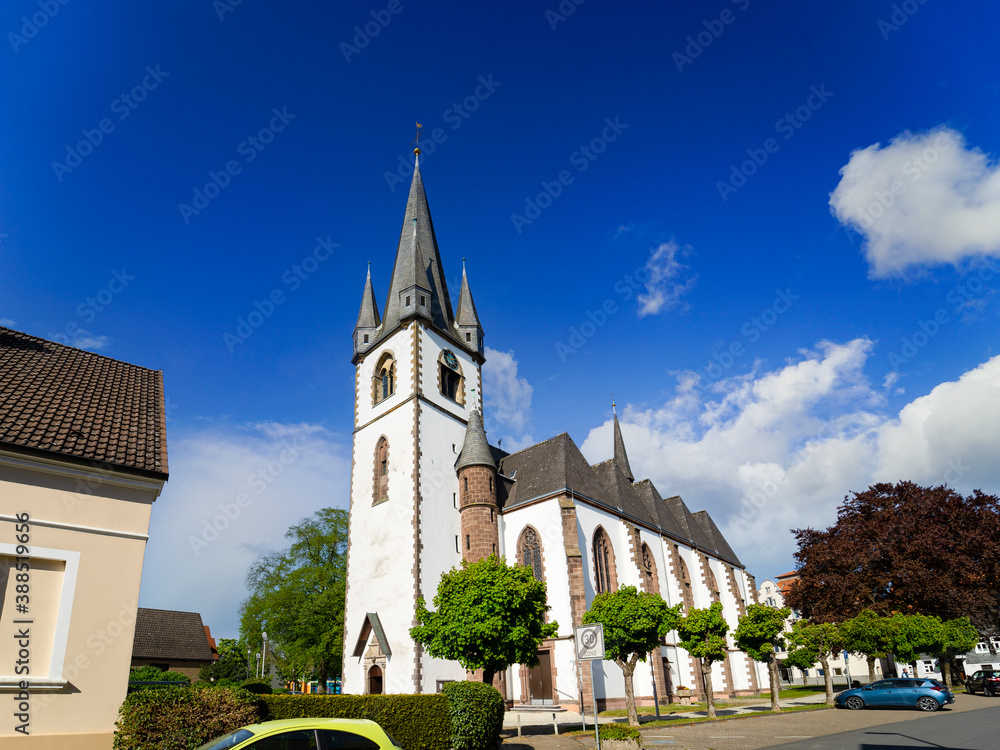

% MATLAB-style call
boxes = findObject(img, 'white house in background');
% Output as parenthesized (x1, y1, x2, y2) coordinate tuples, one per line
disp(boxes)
(341, 151, 762, 710)
(757, 573, 873, 687)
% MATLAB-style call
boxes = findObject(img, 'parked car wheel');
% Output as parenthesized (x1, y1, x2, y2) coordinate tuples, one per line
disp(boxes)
(968, 685, 976, 695)
(845, 696, 865, 710)
(916, 696, 940, 712)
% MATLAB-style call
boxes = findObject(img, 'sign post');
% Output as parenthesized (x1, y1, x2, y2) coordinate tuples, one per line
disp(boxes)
(575, 624, 606, 750)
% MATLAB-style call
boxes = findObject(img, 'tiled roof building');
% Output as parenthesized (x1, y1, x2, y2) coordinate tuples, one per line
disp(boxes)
(1, 325, 169, 749)
(131, 608, 217, 680)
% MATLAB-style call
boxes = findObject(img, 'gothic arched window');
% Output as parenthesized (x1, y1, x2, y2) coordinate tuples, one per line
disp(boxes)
(373, 437, 389, 504)
(519, 527, 544, 581)
(675, 547, 694, 611)
(641, 543, 659, 594)
(372, 352, 396, 406)
(593, 527, 617, 594)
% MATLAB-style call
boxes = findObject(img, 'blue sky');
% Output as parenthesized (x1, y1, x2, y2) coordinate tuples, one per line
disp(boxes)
(4, 0, 1000, 638)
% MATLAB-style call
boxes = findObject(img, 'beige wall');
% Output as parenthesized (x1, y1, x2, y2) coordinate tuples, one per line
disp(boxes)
(0, 448, 163, 749)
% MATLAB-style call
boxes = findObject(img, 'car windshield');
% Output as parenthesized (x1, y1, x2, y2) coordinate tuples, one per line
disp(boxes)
(194, 729, 255, 750)
(385, 732, 404, 749)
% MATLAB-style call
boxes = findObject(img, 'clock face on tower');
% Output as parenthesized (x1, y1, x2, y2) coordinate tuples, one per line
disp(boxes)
(442, 349, 459, 370)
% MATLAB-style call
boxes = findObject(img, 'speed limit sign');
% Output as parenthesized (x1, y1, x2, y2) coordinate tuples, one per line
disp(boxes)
(575, 624, 605, 660)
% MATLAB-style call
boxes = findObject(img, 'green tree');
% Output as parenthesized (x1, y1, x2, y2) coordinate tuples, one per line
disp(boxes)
(840, 610, 893, 683)
(785, 620, 843, 705)
(410, 555, 558, 686)
(582, 586, 683, 727)
(734, 604, 790, 712)
(199, 637, 250, 683)
(675, 602, 730, 720)
(239, 507, 348, 689)
(886, 613, 943, 669)
(931, 617, 980, 688)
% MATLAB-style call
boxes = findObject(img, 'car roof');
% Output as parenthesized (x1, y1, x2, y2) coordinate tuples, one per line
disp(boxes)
(241, 718, 383, 733)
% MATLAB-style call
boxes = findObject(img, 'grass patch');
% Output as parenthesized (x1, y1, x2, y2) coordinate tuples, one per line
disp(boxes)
(599, 687, 826, 718)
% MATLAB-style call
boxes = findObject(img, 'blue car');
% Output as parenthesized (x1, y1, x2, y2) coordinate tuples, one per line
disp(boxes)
(835, 678, 955, 712)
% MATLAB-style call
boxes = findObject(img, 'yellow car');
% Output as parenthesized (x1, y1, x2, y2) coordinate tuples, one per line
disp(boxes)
(195, 717, 404, 750)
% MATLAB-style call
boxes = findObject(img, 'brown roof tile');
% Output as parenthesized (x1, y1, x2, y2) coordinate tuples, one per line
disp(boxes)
(0, 326, 168, 477)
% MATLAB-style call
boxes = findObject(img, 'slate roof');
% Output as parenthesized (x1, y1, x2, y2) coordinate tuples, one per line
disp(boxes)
(357, 155, 481, 356)
(0, 326, 168, 477)
(456, 409, 495, 471)
(379, 154, 455, 337)
(354, 263, 381, 331)
(132, 608, 215, 662)
(496, 429, 743, 567)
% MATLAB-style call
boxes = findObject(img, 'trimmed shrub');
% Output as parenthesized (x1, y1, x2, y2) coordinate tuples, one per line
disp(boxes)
(128, 665, 191, 687)
(261, 694, 450, 750)
(599, 723, 642, 746)
(114, 685, 260, 750)
(442, 681, 505, 750)
(240, 680, 273, 694)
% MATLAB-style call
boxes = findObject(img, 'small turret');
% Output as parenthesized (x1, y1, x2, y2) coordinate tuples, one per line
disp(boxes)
(455, 259, 485, 356)
(353, 262, 381, 358)
(456, 409, 499, 562)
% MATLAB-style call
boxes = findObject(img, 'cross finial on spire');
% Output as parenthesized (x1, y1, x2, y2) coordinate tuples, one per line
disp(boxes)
(412, 121, 423, 155)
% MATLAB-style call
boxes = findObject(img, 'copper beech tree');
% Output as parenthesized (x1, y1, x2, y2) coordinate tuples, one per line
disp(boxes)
(786, 482, 1000, 635)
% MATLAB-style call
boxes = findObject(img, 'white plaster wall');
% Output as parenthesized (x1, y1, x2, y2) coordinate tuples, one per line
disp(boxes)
(420, 327, 481, 417)
(343, 405, 419, 694)
(355, 331, 414, 428)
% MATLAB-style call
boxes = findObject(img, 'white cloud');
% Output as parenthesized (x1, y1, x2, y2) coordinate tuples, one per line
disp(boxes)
(140, 422, 350, 638)
(830, 127, 1000, 277)
(48, 328, 112, 351)
(0, 318, 15, 327)
(482, 346, 534, 451)
(636, 241, 697, 316)
(581, 341, 1000, 581)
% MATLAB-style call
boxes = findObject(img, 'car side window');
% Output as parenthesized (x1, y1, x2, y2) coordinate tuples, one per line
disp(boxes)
(246, 730, 318, 750)
(319, 730, 380, 750)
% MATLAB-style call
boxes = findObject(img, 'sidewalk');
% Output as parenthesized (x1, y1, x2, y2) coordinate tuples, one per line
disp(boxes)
(502, 692, 830, 737)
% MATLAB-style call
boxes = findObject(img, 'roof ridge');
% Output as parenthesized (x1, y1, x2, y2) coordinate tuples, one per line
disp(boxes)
(0, 326, 161, 373)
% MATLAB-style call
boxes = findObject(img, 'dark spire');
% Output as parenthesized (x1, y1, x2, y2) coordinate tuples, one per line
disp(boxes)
(353, 262, 381, 358)
(355, 262, 380, 330)
(380, 152, 455, 337)
(612, 402, 634, 483)
(456, 409, 496, 472)
(455, 259, 484, 355)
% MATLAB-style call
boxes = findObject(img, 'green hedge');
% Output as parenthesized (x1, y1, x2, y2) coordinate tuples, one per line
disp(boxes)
(441, 681, 505, 750)
(260, 694, 451, 750)
(114, 685, 260, 750)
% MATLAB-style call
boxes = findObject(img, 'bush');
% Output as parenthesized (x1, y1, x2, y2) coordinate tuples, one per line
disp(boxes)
(240, 680, 273, 694)
(599, 723, 641, 743)
(114, 685, 260, 750)
(128, 665, 191, 685)
(442, 681, 505, 750)
(261, 694, 450, 750)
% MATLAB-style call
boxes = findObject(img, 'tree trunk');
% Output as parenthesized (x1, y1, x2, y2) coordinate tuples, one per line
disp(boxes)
(867, 656, 876, 684)
(768, 655, 780, 712)
(819, 655, 834, 706)
(483, 668, 496, 686)
(702, 663, 716, 720)
(618, 658, 640, 727)
(942, 658, 952, 688)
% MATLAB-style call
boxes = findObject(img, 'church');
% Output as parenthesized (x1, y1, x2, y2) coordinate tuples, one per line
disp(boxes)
(341, 151, 761, 709)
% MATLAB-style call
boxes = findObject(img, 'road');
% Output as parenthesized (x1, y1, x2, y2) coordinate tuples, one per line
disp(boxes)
(762, 703, 1000, 749)
(500, 693, 1000, 750)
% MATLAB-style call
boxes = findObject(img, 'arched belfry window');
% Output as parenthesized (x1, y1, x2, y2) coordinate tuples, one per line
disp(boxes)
(438, 349, 465, 404)
(373, 352, 396, 406)
(373, 437, 389, 504)
(519, 527, 544, 581)
(593, 527, 617, 594)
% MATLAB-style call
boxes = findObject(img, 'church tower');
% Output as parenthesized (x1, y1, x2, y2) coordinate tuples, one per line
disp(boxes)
(343, 152, 487, 695)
